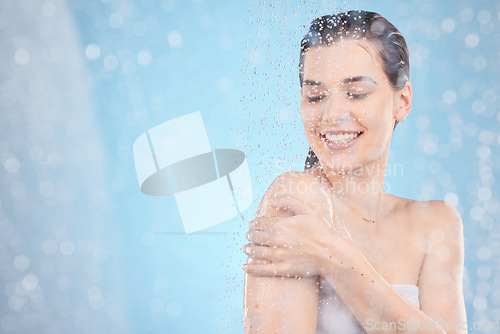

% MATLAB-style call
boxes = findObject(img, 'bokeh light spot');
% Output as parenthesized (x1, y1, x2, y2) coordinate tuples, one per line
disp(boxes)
(167, 31, 182, 48)
(85, 44, 101, 60)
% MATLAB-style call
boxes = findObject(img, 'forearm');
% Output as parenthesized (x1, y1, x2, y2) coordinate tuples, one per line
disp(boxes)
(319, 239, 446, 334)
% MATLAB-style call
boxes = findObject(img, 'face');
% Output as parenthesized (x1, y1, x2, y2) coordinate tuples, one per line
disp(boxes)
(300, 38, 404, 175)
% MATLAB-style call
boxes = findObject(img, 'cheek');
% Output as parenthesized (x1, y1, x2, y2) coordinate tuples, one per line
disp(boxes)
(361, 108, 395, 145)
(358, 98, 393, 125)
(300, 107, 320, 134)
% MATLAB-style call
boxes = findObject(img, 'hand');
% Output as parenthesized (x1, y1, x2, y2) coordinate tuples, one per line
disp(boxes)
(242, 194, 346, 278)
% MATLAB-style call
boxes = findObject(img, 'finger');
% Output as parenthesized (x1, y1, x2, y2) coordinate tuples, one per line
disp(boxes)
(246, 229, 294, 249)
(269, 195, 316, 216)
(245, 230, 273, 246)
(243, 244, 286, 262)
(247, 257, 271, 265)
(242, 262, 297, 278)
(248, 216, 278, 231)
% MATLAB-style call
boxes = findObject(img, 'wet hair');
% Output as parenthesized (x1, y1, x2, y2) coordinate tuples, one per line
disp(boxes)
(302, 10, 410, 170)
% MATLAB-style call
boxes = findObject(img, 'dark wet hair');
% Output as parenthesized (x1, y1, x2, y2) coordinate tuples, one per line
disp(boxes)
(302, 10, 410, 170)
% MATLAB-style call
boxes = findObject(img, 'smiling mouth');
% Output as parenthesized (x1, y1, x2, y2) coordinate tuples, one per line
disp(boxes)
(320, 131, 363, 145)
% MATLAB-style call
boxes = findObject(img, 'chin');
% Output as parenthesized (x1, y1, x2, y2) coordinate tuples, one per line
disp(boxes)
(317, 156, 360, 175)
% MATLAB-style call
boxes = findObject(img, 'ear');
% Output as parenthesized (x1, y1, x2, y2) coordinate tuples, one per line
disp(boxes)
(394, 81, 412, 122)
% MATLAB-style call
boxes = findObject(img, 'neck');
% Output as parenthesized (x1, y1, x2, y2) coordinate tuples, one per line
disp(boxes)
(318, 159, 388, 218)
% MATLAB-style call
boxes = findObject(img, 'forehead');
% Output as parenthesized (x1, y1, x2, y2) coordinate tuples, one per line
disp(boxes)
(302, 39, 383, 82)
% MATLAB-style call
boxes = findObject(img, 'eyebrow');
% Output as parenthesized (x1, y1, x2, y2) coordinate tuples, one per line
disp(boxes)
(344, 76, 377, 84)
(302, 80, 323, 86)
(302, 76, 377, 86)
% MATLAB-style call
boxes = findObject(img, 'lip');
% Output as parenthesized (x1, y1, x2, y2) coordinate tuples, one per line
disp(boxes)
(320, 130, 362, 135)
(320, 131, 363, 150)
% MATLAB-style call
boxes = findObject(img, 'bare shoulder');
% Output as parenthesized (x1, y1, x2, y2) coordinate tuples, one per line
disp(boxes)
(404, 198, 463, 231)
(256, 168, 323, 217)
(421, 200, 464, 253)
(271, 168, 323, 190)
(398, 198, 464, 266)
(384, 196, 464, 255)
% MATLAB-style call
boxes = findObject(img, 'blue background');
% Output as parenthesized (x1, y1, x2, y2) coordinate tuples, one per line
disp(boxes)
(0, 0, 498, 333)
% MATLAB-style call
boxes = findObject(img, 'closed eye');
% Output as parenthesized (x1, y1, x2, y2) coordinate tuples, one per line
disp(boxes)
(347, 92, 368, 99)
(346, 86, 370, 99)
(308, 95, 327, 103)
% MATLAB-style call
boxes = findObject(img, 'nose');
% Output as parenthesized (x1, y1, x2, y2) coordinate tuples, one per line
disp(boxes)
(322, 91, 354, 124)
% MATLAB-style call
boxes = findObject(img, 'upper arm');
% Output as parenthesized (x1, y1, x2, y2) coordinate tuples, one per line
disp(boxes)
(243, 274, 319, 333)
(243, 172, 320, 334)
(417, 201, 467, 334)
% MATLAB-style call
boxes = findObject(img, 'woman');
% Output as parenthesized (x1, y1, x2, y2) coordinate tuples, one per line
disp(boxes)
(241, 10, 467, 334)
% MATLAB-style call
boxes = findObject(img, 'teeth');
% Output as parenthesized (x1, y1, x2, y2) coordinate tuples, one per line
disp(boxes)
(323, 132, 360, 144)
